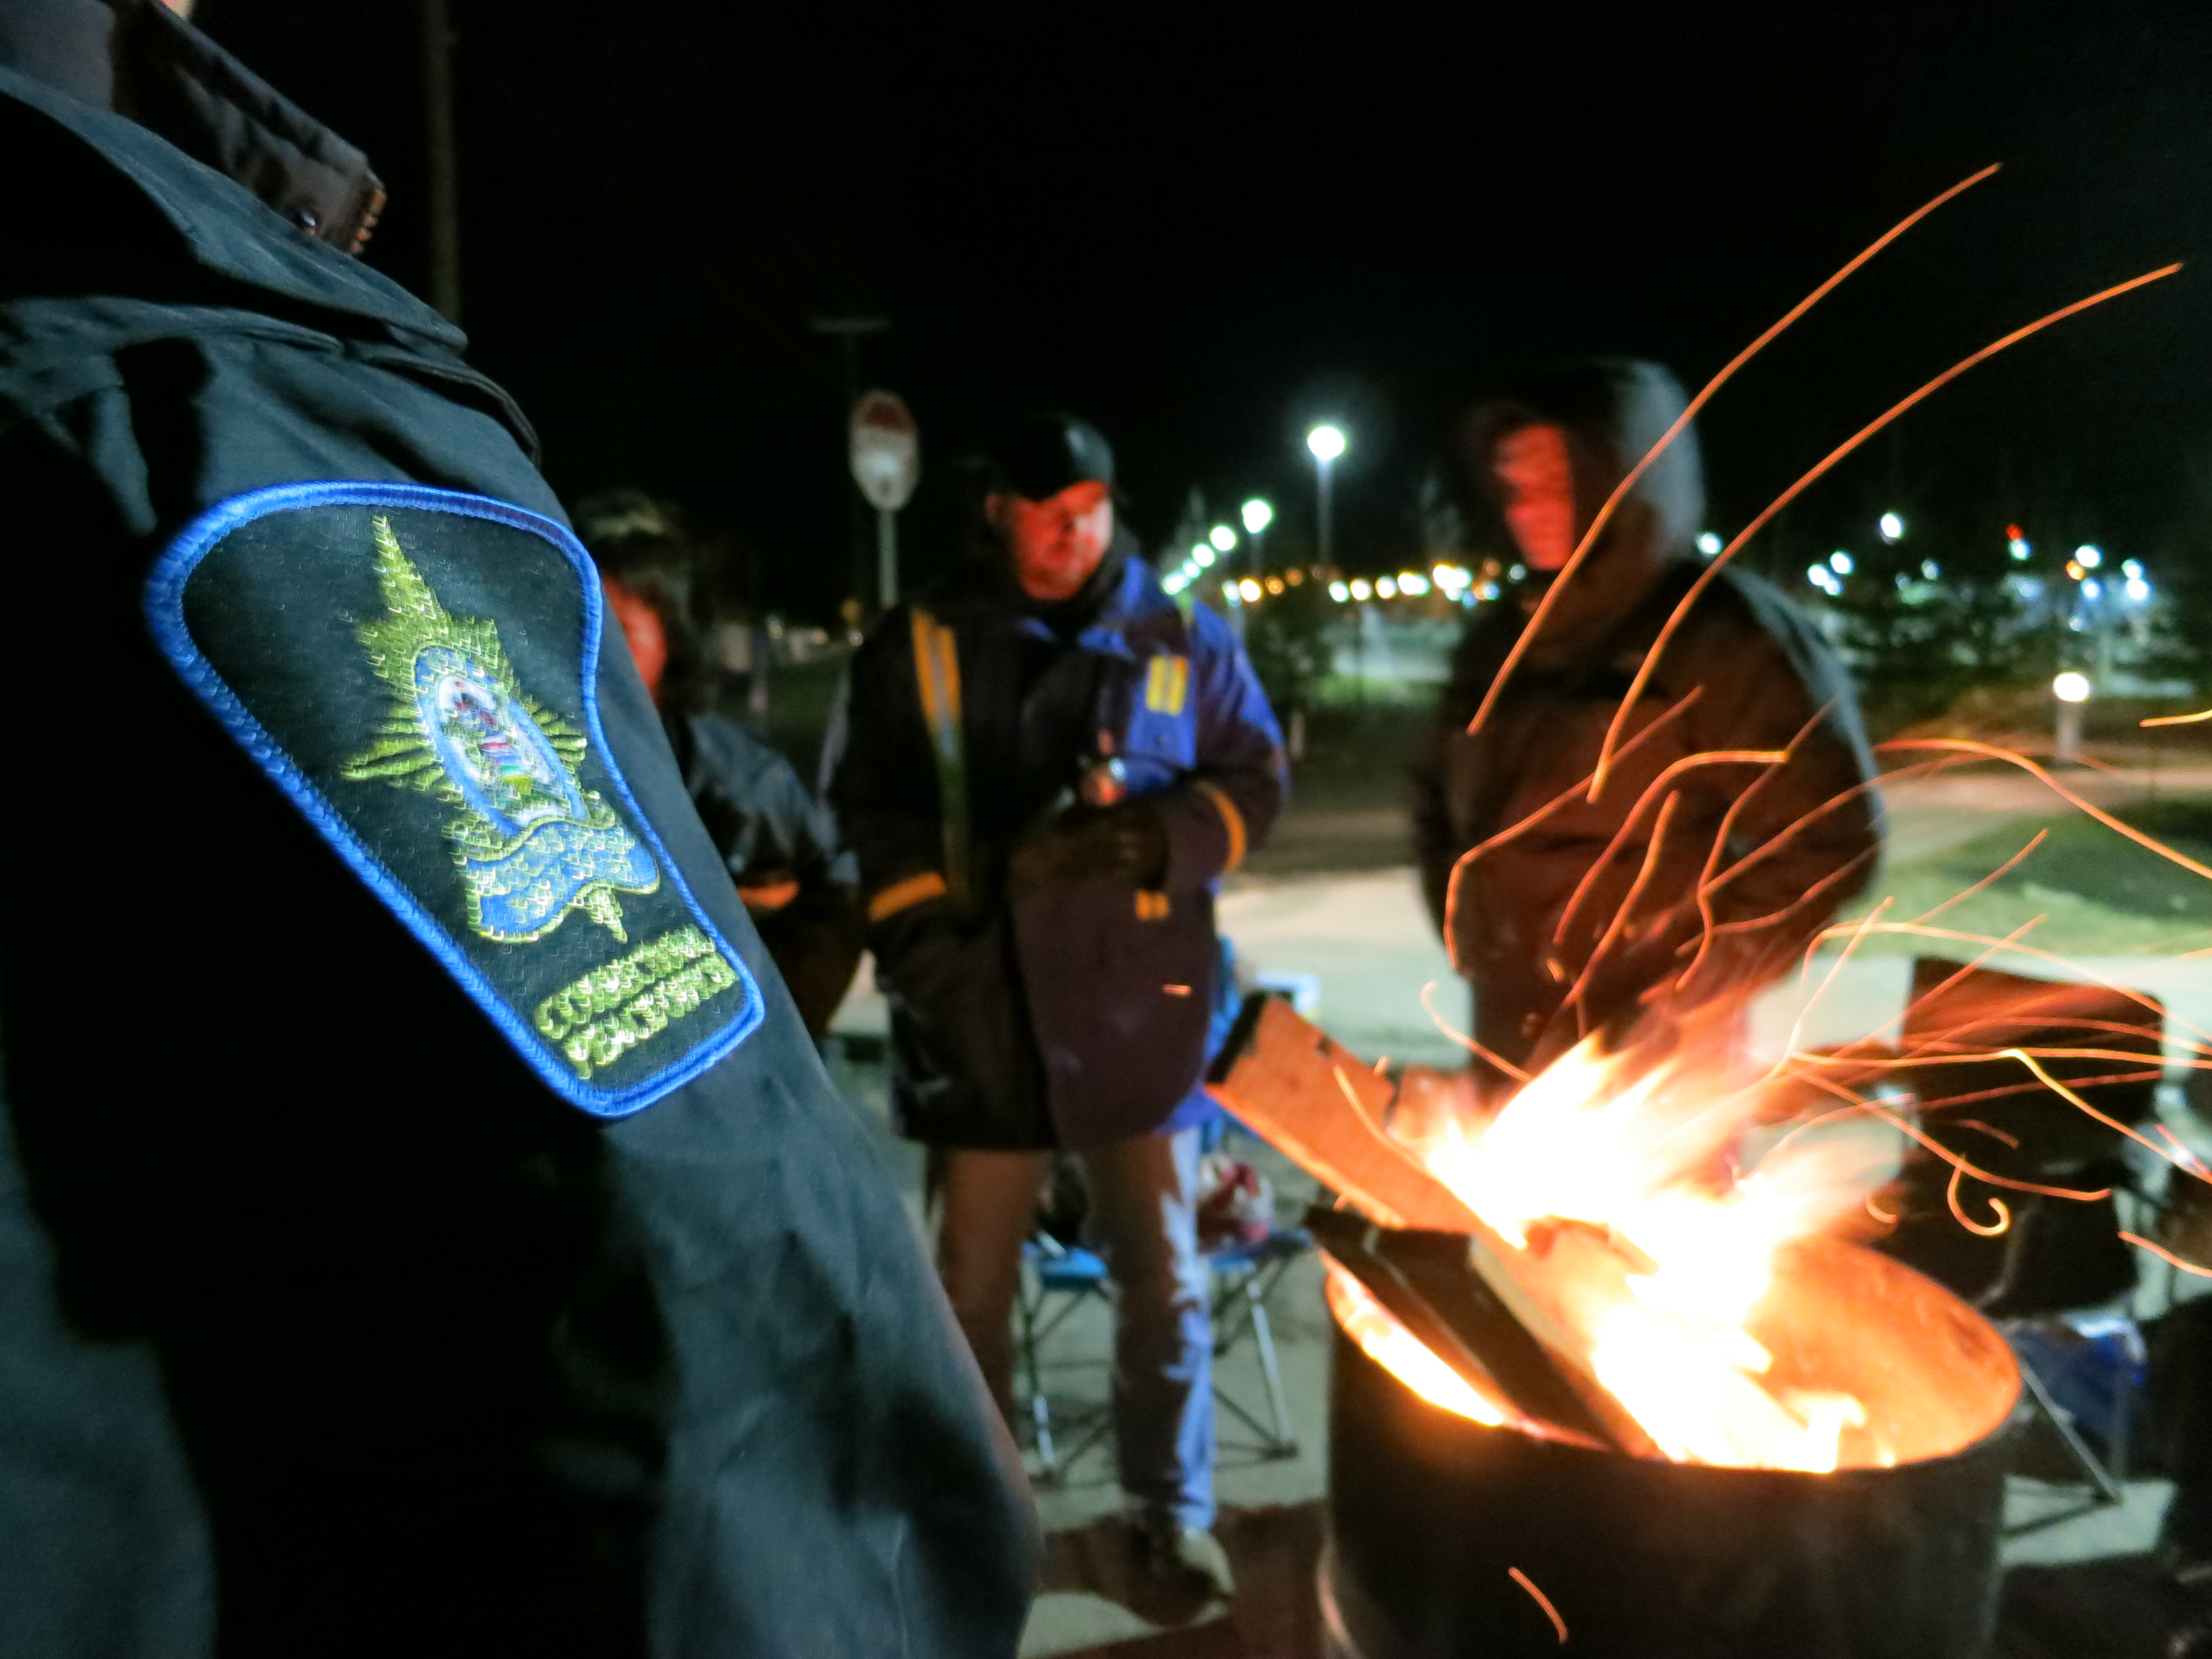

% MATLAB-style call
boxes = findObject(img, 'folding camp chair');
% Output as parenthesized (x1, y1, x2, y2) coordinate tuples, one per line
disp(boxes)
(1017, 1225, 1313, 1484)
(1873, 957, 2167, 1510)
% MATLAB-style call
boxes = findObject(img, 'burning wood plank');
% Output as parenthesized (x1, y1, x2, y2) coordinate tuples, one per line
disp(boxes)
(1208, 993, 1660, 1455)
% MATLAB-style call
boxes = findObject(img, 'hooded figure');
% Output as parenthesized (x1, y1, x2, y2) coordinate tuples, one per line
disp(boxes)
(1412, 359, 1881, 1085)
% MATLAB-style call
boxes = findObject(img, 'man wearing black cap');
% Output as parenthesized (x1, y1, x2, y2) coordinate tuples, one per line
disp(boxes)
(828, 414, 1287, 1595)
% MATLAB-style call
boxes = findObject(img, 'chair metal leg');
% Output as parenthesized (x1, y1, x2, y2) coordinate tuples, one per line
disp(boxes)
(1017, 1274, 1059, 1483)
(1245, 1281, 1298, 1457)
(2019, 1355, 2125, 1506)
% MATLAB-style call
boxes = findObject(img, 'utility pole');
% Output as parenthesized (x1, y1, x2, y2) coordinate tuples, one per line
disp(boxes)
(423, 0, 461, 322)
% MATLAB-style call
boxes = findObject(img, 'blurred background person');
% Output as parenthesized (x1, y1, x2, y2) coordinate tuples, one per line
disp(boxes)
(577, 488, 864, 1037)
(1412, 359, 1881, 1089)
(826, 413, 1286, 1599)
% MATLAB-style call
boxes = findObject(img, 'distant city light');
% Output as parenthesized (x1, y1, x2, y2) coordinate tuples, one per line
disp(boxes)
(1222, 580, 1240, 603)
(1238, 577, 1262, 602)
(2122, 558, 2144, 579)
(1397, 571, 1431, 596)
(2082, 578, 2103, 599)
(1508, 564, 1526, 582)
(1829, 550, 1854, 575)
(2053, 671, 2092, 704)
(1265, 576, 1285, 595)
(2075, 544, 2103, 568)
(1477, 582, 1500, 602)
(2065, 560, 2085, 581)
(1695, 531, 1723, 556)
(1193, 545, 1215, 568)
(1376, 577, 1398, 598)
(1806, 565, 1841, 596)
(1433, 564, 1471, 593)
(1879, 512, 1906, 543)
(1920, 559, 1940, 581)
(1349, 577, 1373, 601)
(1209, 524, 1238, 552)
(1307, 424, 1347, 462)
(1240, 498, 1274, 535)
(2008, 538, 2032, 561)
(2127, 577, 2152, 602)
(1162, 572, 1187, 595)
(1328, 580, 1350, 602)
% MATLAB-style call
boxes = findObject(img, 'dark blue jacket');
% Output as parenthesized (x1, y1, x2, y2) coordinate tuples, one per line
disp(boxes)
(828, 547, 1285, 1150)
(0, 15, 1032, 1656)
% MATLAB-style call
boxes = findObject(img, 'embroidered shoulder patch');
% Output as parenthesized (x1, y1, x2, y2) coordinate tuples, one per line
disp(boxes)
(144, 482, 764, 1117)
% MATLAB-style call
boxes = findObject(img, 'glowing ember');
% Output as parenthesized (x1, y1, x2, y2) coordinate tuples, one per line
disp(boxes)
(1376, 1037, 1894, 1470)
(1323, 1260, 1510, 1428)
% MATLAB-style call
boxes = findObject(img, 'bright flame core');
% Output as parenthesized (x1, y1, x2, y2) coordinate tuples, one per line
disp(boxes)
(1370, 1038, 1893, 1471)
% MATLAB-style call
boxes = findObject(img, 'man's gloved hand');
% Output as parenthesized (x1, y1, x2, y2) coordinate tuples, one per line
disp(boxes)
(1008, 801, 1168, 895)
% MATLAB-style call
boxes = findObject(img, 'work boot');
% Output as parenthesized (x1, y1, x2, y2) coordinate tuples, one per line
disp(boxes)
(1129, 1512, 1235, 1600)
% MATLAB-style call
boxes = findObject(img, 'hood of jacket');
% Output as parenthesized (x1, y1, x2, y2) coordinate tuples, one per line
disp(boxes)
(1452, 357, 1705, 661)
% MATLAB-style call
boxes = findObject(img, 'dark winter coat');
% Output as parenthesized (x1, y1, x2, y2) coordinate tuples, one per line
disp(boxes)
(667, 711, 864, 1037)
(1412, 361, 1881, 1076)
(0, 11, 1033, 1654)
(827, 545, 1286, 1150)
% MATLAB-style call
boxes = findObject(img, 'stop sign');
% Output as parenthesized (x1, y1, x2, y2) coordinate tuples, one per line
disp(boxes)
(849, 390, 919, 512)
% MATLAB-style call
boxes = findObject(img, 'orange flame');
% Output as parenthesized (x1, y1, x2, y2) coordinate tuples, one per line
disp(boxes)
(1322, 1260, 1512, 1428)
(1384, 1038, 1886, 1470)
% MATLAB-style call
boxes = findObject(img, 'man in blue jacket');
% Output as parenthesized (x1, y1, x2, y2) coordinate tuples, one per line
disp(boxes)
(0, 2, 1033, 1652)
(827, 414, 1286, 1595)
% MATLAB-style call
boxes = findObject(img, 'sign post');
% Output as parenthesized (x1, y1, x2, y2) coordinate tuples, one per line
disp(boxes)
(848, 390, 920, 610)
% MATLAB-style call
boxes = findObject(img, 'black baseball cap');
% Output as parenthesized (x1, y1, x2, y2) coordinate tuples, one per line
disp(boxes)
(992, 412, 1117, 502)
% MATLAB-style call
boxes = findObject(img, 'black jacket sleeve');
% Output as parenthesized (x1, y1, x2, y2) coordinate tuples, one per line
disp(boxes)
(825, 611, 952, 928)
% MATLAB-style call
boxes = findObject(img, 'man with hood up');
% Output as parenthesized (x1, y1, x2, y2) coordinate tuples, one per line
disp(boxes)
(1412, 359, 1881, 1088)
(0, 2, 1034, 1653)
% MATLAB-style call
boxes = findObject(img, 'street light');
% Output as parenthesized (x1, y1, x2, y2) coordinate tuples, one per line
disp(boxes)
(1209, 524, 1238, 553)
(2053, 670, 2091, 764)
(1879, 512, 1906, 543)
(1307, 423, 1347, 565)
(1241, 498, 1274, 535)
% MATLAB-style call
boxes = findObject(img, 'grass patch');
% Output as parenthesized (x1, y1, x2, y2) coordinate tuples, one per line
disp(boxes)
(1838, 797, 2212, 959)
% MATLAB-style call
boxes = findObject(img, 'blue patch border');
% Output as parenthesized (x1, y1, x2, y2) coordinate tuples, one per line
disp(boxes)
(143, 481, 765, 1119)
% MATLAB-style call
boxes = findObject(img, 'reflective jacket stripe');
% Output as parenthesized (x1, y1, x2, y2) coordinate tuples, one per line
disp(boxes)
(869, 869, 948, 922)
(1192, 779, 1248, 873)
(910, 608, 970, 906)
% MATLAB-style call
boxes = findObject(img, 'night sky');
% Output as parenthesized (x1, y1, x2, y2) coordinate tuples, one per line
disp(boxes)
(197, 1, 2212, 620)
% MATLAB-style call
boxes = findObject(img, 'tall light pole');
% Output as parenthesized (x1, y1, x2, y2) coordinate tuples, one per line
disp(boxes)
(1240, 497, 1274, 575)
(423, 0, 461, 322)
(1307, 424, 1345, 566)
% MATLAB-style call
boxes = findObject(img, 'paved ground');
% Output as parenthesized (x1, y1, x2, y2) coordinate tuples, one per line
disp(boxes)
(823, 763, 2212, 1657)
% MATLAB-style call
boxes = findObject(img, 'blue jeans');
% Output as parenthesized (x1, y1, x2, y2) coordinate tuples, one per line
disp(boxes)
(930, 1129, 1214, 1529)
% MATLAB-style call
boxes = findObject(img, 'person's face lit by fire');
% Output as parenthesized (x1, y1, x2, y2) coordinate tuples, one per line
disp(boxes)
(1494, 424, 1578, 573)
(601, 576, 668, 703)
(987, 479, 1114, 602)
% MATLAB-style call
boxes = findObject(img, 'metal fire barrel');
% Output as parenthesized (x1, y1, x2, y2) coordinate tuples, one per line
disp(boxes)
(1322, 1238, 2022, 1659)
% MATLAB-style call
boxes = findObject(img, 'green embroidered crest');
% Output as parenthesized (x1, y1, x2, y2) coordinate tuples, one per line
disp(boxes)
(341, 515, 661, 943)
